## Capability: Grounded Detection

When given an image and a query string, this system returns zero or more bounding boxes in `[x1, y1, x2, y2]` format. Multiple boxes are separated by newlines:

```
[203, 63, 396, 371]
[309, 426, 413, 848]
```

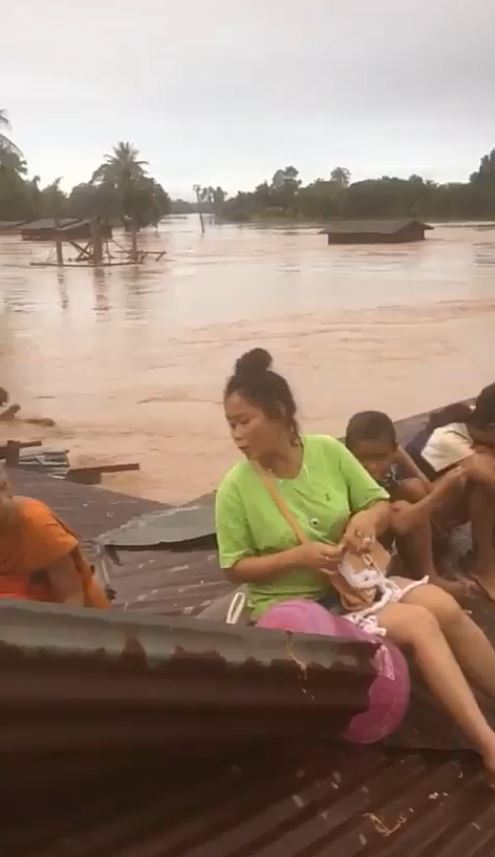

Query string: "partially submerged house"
[21, 218, 112, 242]
[321, 218, 433, 245]
[0, 220, 26, 234]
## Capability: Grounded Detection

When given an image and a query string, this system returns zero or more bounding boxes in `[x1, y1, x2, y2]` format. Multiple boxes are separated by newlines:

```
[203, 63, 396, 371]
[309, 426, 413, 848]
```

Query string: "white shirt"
[421, 422, 474, 473]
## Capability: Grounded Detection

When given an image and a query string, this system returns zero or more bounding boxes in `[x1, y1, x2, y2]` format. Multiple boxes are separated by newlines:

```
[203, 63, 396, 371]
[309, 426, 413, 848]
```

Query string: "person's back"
[0, 470, 109, 607]
[407, 388, 495, 600]
[406, 402, 474, 479]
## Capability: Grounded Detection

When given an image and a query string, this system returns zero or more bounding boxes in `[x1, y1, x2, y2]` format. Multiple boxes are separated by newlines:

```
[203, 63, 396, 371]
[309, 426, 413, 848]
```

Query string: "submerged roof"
[320, 218, 433, 235]
[21, 217, 80, 231]
[0, 219, 26, 229]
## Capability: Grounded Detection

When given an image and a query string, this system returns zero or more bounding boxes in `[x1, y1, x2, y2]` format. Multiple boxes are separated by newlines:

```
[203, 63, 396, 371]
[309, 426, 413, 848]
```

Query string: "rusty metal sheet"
[0, 600, 377, 754]
[2, 744, 494, 857]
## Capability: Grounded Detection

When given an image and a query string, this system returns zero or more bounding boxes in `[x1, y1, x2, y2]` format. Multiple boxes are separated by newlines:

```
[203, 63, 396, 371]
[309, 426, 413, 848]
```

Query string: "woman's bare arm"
[344, 501, 392, 552]
[225, 542, 343, 584]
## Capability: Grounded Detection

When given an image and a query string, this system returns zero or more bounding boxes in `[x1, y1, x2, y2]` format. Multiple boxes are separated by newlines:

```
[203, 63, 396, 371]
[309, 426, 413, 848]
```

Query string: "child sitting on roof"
[0, 465, 110, 607]
[345, 411, 467, 596]
[405, 384, 495, 601]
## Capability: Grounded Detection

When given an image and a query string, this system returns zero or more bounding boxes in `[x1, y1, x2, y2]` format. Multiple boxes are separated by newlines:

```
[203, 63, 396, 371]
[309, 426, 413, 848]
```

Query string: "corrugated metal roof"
[21, 218, 80, 230]
[0, 600, 377, 755]
[2, 744, 493, 857]
[320, 219, 433, 235]
[0, 219, 26, 229]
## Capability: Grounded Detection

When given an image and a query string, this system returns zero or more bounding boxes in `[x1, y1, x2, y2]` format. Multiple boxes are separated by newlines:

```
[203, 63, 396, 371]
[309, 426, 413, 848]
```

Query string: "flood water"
[1, 217, 495, 503]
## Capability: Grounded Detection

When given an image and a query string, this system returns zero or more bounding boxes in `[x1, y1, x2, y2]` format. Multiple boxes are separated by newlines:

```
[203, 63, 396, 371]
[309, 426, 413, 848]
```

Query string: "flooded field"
[1, 217, 495, 503]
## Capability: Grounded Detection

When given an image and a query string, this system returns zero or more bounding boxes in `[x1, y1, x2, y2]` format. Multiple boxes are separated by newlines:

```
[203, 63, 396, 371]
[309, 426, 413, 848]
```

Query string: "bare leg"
[392, 497, 470, 599]
[377, 598, 495, 781]
[403, 584, 495, 699]
[469, 484, 495, 600]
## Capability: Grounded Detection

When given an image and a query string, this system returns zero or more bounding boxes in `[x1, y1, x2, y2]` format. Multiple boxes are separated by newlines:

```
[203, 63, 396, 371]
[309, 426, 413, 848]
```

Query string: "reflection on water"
[1, 217, 495, 502]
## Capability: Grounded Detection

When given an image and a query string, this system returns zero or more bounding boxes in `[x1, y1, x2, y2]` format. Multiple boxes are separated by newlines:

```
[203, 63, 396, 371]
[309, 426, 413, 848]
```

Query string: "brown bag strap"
[252, 462, 310, 545]
[251, 461, 377, 611]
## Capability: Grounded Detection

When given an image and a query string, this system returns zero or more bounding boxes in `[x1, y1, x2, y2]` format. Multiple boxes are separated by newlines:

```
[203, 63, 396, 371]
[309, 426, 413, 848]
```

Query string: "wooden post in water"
[130, 218, 139, 262]
[193, 185, 205, 234]
[90, 219, 103, 265]
[54, 219, 64, 265]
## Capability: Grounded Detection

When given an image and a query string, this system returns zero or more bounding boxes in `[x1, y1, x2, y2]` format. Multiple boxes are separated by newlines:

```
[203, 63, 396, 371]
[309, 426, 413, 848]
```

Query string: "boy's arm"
[394, 445, 432, 490]
[392, 466, 464, 533]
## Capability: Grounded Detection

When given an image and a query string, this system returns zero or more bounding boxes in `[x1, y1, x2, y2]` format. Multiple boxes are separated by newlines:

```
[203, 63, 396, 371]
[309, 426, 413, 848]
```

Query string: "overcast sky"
[3, 0, 495, 197]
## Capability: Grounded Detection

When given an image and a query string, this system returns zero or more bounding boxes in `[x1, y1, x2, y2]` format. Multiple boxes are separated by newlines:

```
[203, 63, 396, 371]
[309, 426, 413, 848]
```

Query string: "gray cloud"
[3, 0, 495, 195]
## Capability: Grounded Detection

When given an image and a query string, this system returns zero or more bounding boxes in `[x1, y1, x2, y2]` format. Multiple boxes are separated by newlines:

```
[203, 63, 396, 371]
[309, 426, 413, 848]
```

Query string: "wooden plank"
[67, 462, 140, 485]
[69, 240, 91, 260]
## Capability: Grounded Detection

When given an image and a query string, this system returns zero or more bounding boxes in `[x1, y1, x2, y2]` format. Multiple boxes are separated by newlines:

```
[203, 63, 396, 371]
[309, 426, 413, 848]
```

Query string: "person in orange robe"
[0, 466, 110, 607]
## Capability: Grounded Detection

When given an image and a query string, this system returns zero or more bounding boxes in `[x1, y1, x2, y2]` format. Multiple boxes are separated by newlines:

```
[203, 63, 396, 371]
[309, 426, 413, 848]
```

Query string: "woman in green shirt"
[216, 348, 495, 783]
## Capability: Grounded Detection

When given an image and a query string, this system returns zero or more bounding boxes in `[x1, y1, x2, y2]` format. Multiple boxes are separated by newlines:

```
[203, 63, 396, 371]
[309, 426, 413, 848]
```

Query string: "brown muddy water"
[1, 217, 495, 503]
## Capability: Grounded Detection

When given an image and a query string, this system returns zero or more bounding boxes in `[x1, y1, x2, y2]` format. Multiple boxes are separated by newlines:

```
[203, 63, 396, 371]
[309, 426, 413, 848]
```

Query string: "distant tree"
[0, 170, 36, 220]
[0, 109, 23, 161]
[254, 182, 273, 205]
[469, 148, 495, 217]
[0, 141, 27, 175]
[213, 186, 227, 217]
[37, 177, 67, 218]
[270, 165, 301, 212]
[25, 175, 42, 215]
[90, 142, 168, 227]
[471, 149, 495, 182]
[191, 185, 227, 218]
[272, 165, 300, 189]
[92, 142, 148, 186]
[170, 198, 197, 214]
[330, 167, 351, 188]
[297, 179, 342, 219]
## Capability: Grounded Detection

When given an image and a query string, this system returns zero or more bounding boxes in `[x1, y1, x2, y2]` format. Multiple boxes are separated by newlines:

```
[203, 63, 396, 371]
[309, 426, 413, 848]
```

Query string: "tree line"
[215, 157, 495, 222]
[0, 110, 170, 227]
[177, 160, 495, 223]
[2, 108, 495, 226]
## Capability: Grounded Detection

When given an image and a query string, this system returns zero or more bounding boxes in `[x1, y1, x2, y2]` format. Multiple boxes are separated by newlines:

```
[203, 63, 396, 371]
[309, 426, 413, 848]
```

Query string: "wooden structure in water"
[21, 218, 112, 242]
[321, 218, 433, 245]
[29, 218, 166, 268]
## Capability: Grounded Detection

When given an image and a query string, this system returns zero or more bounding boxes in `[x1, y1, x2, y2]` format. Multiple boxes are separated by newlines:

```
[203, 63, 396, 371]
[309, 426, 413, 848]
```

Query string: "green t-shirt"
[215, 434, 388, 619]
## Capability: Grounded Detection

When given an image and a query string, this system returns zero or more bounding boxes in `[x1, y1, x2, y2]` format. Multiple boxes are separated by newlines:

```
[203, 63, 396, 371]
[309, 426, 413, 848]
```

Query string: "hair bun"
[235, 348, 273, 378]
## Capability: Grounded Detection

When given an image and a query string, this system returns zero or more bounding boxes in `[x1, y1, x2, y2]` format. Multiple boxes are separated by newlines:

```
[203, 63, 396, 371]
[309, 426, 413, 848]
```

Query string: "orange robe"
[0, 497, 110, 607]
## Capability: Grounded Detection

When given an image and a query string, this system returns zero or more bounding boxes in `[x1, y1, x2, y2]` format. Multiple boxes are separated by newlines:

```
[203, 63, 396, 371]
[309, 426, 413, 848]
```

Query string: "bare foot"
[435, 577, 477, 602]
[480, 739, 495, 789]
[470, 566, 495, 603]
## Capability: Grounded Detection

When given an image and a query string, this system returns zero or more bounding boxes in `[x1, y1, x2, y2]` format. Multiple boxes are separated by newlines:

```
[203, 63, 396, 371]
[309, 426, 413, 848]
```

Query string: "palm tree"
[91, 142, 148, 186]
[0, 109, 22, 157]
[91, 142, 150, 227]
[0, 140, 27, 174]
